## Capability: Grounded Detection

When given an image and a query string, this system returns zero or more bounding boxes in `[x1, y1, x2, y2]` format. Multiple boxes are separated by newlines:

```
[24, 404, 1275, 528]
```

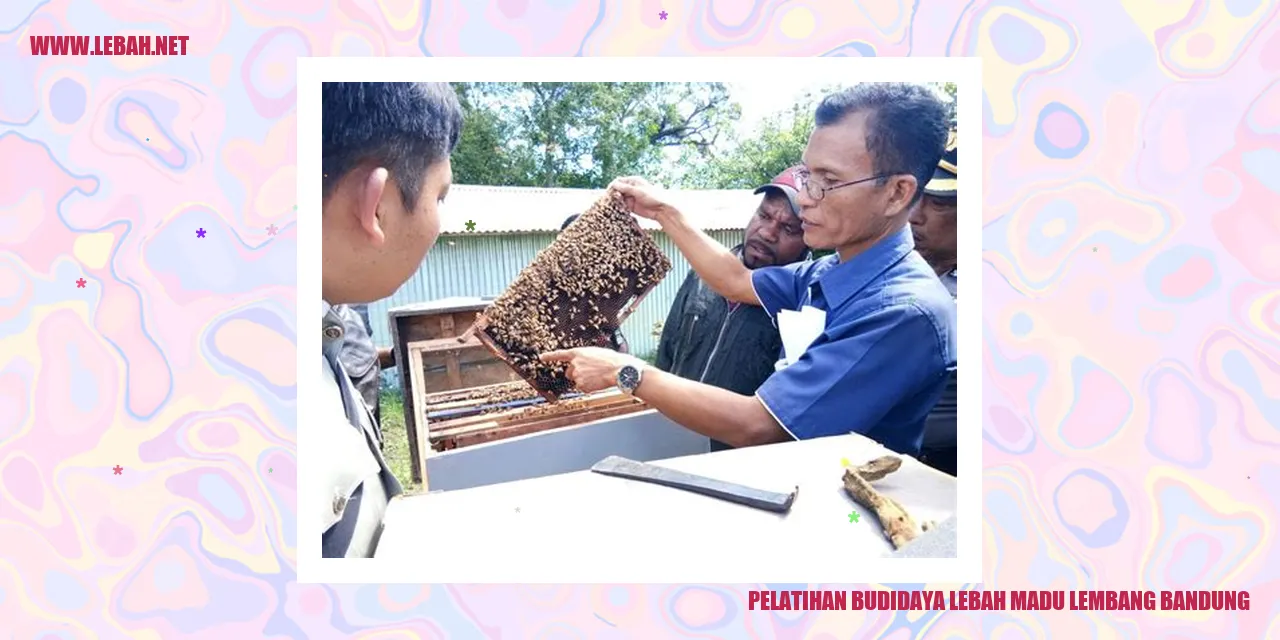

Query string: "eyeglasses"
[796, 169, 892, 202]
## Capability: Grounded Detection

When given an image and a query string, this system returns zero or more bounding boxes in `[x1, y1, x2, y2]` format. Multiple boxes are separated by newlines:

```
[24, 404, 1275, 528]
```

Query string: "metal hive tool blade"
[590, 455, 799, 513]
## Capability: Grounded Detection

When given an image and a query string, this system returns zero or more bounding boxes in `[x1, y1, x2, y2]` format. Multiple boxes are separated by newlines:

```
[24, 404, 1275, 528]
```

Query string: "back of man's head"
[322, 82, 464, 212]
[814, 83, 949, 207]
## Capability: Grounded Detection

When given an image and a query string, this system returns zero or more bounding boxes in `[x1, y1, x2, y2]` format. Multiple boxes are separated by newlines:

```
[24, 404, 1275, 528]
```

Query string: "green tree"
[679, 85, 839, 189]
[934, 82, 957, 123]
[450, 83, 739, 188]
[449, 83, 517, 186]
[680, 103, 811, 189]
[683, 82, 957, 190]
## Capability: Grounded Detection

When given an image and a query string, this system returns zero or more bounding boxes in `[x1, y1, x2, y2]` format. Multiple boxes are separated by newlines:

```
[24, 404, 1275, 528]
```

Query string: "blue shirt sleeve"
[755, 304, 946, 440]
[750, 262, 807, 318]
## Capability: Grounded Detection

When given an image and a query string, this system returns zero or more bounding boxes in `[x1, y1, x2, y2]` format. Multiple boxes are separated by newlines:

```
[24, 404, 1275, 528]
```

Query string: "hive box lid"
[389, 296, 495, 318]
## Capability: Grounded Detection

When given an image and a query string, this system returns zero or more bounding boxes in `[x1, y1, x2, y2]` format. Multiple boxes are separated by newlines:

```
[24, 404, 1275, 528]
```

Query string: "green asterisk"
[848, 511, 860, 523]
[465, 220, 476, 231]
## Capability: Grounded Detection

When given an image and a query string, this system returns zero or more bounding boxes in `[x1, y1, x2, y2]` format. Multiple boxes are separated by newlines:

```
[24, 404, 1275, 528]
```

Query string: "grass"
[377, 387, 422, 495]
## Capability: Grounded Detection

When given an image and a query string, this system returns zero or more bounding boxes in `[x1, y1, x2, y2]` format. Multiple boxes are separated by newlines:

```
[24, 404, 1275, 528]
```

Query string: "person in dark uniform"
[908, 129, 958, 475]
[655, 167, 811, 451]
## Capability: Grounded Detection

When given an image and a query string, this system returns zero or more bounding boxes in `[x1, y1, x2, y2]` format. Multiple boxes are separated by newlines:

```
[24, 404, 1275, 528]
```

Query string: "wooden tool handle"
[591, 455, 797, 513]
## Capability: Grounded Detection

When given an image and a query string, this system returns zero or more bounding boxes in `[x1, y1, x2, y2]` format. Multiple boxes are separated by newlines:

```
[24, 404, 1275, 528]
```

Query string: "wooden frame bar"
[407, 342, 431, 487]
[426, 393, 648, 451]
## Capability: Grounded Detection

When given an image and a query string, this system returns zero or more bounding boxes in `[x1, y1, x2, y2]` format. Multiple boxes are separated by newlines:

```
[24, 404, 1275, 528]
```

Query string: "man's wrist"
[654, 204, 684, 228]
[615, 356, 649, 394]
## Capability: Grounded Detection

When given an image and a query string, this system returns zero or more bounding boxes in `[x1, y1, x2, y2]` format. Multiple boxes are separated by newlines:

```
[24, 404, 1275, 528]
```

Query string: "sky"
[728, 80, 837, 134]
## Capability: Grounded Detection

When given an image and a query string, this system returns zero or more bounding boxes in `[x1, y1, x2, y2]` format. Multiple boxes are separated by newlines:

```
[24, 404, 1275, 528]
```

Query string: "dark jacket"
[920, 270, 957, 475]
[656, 249, 785, 419]
[337, 304, 382, 435]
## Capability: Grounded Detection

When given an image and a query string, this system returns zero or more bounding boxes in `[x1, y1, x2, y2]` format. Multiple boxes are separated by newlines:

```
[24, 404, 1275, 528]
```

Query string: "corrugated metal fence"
[366, 229, 745, 380]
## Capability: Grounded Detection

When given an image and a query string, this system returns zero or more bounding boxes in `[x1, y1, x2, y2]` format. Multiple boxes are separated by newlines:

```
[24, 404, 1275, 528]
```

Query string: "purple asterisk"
[659, 10, 668, 20]
[196, 228, 206, 238]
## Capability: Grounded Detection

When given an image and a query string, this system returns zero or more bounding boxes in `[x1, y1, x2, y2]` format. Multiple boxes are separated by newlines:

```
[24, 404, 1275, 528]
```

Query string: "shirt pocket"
[316, 417, 381, 534]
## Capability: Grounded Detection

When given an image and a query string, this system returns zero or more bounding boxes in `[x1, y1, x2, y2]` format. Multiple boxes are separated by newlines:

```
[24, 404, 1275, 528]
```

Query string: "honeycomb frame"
[466, 188, 672, 400]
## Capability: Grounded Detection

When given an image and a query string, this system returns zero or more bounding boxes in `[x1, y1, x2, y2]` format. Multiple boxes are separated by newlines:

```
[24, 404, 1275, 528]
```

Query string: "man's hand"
[377, 347, 395, 370]
[609, 177, 678, 222]
[612, 176, 760, 307]
[541, 347, 643, 393]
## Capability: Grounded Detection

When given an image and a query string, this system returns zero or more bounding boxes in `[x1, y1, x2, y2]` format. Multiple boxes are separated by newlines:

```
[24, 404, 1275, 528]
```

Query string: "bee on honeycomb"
[478, 188, 671, 398]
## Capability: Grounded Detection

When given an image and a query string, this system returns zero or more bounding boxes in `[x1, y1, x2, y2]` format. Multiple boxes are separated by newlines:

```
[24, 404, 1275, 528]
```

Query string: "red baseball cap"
[753, 165, 804, 217]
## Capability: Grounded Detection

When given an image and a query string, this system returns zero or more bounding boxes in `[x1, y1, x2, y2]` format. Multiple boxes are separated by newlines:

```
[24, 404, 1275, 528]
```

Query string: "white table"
[375, 433, 957, 582]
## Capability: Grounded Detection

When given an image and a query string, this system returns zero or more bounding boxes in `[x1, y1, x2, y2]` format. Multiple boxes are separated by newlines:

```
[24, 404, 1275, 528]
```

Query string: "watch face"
[618, 365, 639, 390]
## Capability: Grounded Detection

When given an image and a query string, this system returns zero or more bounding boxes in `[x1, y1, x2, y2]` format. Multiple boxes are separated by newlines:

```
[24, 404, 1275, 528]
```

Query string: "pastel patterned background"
[1, 0, 1278, 637]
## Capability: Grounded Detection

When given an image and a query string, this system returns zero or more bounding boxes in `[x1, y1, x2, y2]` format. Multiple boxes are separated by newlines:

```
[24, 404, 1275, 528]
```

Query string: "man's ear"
[358, 167, 389, 246]
[886, 175, 919, 217]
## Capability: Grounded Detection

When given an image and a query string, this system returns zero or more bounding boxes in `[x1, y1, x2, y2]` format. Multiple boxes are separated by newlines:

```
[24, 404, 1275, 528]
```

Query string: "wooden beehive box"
[388, 297, 524, 483]
[465, 188, 672, 399]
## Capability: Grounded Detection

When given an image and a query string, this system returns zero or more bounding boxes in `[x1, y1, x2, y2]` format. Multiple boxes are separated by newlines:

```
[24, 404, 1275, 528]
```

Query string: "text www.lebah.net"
[29, 35, 189, 56]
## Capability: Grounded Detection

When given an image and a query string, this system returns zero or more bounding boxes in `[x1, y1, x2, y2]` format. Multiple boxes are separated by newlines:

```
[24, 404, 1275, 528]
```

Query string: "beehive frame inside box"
[422, 386, 648, 452]
[389, 298, 525, 484]
[464, 188, 672, 399]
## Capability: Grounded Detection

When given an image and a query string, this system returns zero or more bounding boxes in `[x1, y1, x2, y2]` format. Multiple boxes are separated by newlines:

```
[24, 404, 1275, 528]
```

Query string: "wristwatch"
[616, 363, 643, 395]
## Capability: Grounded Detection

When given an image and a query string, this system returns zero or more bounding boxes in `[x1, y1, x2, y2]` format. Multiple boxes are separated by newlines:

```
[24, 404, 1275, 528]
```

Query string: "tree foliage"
[677, 85, 831, 190]
[681, 82, 957, 189]
[450, 82, 739, 189]
[449, 81, 958, 192]
[937, 81, 957, 123]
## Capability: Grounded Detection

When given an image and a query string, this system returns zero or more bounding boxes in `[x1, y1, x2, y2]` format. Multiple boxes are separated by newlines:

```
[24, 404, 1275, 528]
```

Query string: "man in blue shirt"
[656, 166, 810, 452]
[543, 83, 955, 457]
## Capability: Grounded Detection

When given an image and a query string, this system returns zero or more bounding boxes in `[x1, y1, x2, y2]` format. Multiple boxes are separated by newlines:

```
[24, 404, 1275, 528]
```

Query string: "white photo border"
[296, 56, 983, 584]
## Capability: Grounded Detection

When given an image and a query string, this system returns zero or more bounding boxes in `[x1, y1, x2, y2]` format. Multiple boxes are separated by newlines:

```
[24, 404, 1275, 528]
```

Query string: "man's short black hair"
[814, 83, 949, 206]
[322, 82, 463, 211]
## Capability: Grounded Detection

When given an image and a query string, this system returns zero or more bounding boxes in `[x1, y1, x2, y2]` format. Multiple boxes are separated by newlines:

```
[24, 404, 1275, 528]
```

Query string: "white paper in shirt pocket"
[777, 306, 826, 368]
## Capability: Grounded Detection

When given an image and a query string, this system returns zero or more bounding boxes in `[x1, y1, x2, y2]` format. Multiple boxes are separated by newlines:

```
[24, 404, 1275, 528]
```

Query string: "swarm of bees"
[478, 188, 672, 397]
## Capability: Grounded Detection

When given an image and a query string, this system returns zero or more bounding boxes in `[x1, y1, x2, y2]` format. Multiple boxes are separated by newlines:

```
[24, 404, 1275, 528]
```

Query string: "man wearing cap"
[654, 166, 811, 450]
[909, 130, 959, 475]
[910, 130, 958, 295]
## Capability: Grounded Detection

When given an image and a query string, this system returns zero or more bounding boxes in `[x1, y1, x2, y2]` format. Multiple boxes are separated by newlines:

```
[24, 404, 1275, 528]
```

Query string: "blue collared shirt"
[750, 226, 956, 456]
